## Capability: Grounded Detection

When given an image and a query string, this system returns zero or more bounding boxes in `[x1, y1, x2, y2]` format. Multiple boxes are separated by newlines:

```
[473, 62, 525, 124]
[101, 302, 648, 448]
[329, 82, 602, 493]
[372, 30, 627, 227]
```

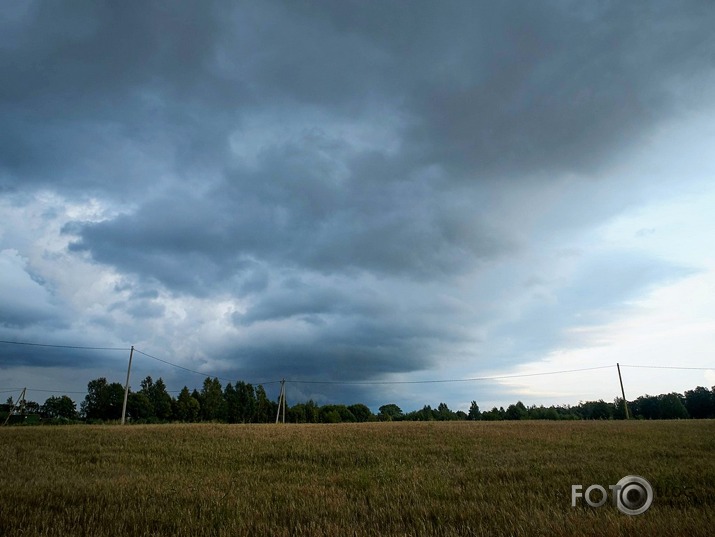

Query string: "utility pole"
[2, 387, 26, 426]
[282, 379, 287, 424]
[275, 379, 286, 424]
[617, 363, 629, 420]
[121, 346, 134, 425]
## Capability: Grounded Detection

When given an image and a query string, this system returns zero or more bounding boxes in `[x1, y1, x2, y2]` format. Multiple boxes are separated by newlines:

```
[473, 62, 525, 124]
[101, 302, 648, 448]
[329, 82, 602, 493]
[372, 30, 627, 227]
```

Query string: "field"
[1, 421, 714, 536]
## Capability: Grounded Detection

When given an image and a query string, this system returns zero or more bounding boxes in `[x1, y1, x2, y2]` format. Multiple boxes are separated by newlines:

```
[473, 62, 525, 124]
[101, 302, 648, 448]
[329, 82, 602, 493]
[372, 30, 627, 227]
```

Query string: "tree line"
[2, 376, 715, 424]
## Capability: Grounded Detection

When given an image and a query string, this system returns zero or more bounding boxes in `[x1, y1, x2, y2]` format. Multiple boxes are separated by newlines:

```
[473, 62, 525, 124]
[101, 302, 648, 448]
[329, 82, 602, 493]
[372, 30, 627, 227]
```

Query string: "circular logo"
[615, 475, 653, 515]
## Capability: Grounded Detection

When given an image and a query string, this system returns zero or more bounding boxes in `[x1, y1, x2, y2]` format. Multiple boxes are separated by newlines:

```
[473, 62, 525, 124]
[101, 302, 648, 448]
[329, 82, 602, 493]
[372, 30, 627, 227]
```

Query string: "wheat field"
[1, 420, 713, 536]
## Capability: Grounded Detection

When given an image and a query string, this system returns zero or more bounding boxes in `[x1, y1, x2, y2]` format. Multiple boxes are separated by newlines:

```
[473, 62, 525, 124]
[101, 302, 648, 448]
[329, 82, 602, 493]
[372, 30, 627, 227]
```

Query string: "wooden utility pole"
[282, 379, 287, 424]
[121, 346, 134, 425]
[275, 379, 286, 424]
[2, 387, 26, 426]
[617, 363, 629, 420]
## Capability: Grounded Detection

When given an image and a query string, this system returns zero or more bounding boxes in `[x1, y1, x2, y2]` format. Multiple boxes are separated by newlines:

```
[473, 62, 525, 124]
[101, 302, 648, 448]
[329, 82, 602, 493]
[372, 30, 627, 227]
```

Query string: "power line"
[24, 388, 87, 394]
[2, 338, 710, 390]
[2, 359, 712, 408]
[0, 339, 279, 386]
[133, 348, 281, 386]
[133, 348, 232, 382]
[286, 365, 616, 385]
[619, 364, 713, 371]
[0, 340, 129, 351]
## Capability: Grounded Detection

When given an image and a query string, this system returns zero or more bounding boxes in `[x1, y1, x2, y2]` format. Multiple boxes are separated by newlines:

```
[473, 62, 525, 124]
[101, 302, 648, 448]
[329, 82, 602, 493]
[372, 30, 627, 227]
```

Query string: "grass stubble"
[0, 420, 713, 536]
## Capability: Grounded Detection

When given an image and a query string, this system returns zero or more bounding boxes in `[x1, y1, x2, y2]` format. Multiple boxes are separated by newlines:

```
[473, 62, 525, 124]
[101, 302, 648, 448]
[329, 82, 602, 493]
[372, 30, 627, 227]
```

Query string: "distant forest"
[2, 376, 715, 425]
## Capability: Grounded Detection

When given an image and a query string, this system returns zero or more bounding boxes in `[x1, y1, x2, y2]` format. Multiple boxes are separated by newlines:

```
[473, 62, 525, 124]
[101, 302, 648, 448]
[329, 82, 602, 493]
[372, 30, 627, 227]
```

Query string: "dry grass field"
[1, 420, 714, 536]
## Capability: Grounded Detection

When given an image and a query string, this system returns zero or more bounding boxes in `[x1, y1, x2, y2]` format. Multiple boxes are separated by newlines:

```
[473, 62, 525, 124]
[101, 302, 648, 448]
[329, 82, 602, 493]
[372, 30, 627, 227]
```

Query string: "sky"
[1, 1, 715, 413]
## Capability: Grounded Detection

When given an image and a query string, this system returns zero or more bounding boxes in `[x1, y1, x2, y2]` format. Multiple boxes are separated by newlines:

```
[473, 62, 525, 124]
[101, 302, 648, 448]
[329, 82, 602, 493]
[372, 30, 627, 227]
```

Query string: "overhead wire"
[132, 348, 281, 386]
[0, 339, 129, 351]
[619, 364, 713, 371]
[285, 365, 615, 385]
[1, 339, 712, 395]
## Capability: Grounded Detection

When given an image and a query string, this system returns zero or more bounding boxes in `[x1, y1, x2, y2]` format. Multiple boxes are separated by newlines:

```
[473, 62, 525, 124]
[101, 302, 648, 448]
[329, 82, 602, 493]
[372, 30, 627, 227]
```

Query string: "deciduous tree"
[41, 395, 77, 420]
[81, 378, 124, 420]
[378, 403, 403, 421]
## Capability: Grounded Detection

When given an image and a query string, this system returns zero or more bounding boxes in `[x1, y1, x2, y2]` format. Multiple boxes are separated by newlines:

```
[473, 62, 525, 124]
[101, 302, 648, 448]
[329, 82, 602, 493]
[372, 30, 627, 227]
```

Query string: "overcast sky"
[2, 1, 715, 412]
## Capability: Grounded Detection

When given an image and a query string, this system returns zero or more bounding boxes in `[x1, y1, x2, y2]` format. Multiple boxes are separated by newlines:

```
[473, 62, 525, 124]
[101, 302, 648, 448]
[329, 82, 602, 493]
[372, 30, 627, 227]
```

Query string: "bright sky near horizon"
[1, 1, 714, 412]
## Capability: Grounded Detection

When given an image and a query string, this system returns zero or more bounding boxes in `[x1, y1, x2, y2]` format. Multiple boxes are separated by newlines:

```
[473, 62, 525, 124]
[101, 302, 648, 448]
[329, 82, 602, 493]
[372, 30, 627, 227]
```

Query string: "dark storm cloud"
[0, 1, 233, 194]
[4, 1, 712, 194]
[232, 281, 366, 326]
[228, 339, 433, 383]
[2, 1, 714, 405]
[0, 342, 118, 369]
[66, 148, 508, 291]
[290, 1, 715, 176]
[219, 271, 478, 384]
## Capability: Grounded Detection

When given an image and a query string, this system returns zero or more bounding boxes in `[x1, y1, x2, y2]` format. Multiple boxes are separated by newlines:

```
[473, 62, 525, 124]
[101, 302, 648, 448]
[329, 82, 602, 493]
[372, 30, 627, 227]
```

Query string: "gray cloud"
[0, 343, 119, 370]
[491, 251, 699, 366]
[0, 250, 60, 328]
[289, 1, 715, 177]
[5, 2, 712, 194]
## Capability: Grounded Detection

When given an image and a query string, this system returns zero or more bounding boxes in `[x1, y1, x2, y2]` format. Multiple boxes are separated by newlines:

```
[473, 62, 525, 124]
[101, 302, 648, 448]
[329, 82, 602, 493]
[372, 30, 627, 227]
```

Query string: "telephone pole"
[2, 387, 26, 426]
[121, 346, 134, 425]
[275, 379, 286, 424]
[617, 363, 629, 420]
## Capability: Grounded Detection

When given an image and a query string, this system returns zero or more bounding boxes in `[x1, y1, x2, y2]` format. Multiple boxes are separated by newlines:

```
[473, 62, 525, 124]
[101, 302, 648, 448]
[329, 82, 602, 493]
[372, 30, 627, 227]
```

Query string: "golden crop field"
[1, 420, 713, 536]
